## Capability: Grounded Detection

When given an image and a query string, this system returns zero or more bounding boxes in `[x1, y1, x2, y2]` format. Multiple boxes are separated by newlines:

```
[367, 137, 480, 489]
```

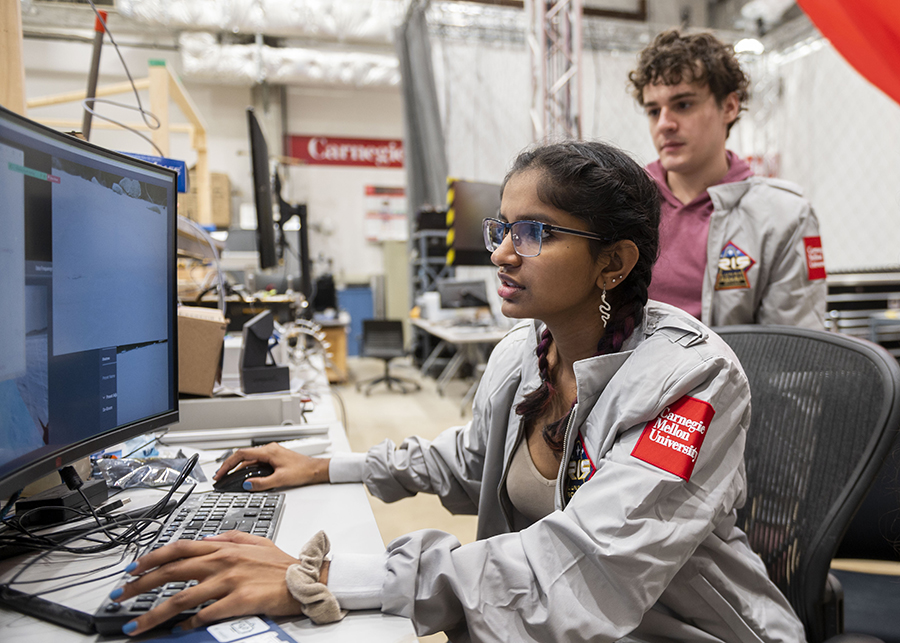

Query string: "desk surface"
[0, 367, 416, 642]
[410, 316, 510, 345]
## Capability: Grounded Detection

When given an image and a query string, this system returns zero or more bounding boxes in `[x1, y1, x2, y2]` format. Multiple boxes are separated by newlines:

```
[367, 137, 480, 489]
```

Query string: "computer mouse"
[213, 462, 275, 493]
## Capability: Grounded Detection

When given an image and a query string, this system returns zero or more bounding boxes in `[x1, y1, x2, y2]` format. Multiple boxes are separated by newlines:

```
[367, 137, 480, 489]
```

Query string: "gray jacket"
[356, 303, 804, 642]
[704, 177, 827, 329]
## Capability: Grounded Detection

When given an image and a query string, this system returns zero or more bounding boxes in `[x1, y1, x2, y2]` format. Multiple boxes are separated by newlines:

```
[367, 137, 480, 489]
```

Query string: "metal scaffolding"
[527, 0, 583, 141]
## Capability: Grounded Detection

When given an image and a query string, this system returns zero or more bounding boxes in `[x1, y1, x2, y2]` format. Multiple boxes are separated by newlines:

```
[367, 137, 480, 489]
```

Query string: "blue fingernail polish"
[122, 621, 138, 635]
[125, 562, 138, 573]
[242, 480, 252, 490]
[109, 587, 123, 600]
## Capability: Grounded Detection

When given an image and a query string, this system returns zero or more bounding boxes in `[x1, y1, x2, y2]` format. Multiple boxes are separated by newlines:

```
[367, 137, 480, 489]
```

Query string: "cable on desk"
[0, 454, 199, 557]
[0, 453, 202, 619]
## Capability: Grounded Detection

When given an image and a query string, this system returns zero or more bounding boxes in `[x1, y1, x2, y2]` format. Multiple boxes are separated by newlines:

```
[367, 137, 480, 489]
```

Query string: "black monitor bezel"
[0, 105, 179, 501]
[247, 107, 278, 270]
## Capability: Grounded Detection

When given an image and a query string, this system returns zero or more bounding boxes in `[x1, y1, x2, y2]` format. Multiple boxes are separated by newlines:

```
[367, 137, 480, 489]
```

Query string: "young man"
[629, 30, 827, 329]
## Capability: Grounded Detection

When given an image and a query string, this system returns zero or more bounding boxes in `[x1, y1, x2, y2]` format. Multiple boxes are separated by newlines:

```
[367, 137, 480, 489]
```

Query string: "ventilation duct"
[117, 0, 405, 44]
[179, 32, 400, 87]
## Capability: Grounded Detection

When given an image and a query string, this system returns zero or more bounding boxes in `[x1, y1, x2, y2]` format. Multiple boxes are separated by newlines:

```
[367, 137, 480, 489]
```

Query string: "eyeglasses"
[482, 217, 608, 258]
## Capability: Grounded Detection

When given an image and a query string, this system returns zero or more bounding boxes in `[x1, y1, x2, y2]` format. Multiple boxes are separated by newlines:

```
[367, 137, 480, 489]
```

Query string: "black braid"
[508, 141, 660, 453]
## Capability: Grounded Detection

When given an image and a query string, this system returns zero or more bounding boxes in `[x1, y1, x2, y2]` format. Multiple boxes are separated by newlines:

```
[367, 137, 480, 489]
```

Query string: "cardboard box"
[177, 170, 232, 229]
[178, 306, 228, 396]
[209, 172, 232, 227]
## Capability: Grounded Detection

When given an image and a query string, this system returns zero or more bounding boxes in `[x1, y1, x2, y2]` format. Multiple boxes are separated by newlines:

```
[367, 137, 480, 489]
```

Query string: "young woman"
[113, 141, 804, 641]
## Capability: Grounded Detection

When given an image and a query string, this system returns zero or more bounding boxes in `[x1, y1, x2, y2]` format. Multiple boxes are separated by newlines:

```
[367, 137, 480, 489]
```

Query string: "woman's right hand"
[213, 442, 330, 491]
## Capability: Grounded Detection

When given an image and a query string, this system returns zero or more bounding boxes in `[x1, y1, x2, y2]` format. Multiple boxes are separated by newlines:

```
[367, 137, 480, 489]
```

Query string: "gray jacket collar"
[518, 301, 708, 409]
[708, 176, 804, 212]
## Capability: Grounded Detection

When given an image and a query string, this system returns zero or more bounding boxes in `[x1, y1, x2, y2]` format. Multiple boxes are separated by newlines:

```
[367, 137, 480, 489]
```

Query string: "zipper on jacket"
[557, 403, 578, 509]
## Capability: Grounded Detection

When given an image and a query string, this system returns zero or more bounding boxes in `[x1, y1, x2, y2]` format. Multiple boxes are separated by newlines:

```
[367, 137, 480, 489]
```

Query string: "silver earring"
[599, 286, 611, 328]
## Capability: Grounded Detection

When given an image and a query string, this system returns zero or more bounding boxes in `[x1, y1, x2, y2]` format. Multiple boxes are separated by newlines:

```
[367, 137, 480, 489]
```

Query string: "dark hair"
[628, 29, 750, 134]
[503, 140, 660, 451]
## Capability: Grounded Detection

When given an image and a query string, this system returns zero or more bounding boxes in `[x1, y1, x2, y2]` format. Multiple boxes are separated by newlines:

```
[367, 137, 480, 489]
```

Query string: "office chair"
[715, 325, 900, 643]
[355, 319, 422, 396]
[830, 433, 900, 643]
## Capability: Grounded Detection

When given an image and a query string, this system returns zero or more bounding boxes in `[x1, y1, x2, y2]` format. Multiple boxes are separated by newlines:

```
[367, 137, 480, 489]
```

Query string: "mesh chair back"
[361, 319, 407, 361]
[716, 325, 900, 642]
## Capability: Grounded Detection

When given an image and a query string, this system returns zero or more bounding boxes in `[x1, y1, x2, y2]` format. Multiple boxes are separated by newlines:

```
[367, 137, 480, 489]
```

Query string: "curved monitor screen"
[0, 106, 178, 501]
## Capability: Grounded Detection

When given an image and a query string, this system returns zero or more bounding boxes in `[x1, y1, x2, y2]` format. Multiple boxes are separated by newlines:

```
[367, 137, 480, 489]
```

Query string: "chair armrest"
[823, 571, 844, 639]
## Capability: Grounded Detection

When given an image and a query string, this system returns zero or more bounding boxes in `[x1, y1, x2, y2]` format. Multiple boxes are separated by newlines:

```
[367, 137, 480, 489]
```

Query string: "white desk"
[0, 367, 416, 642]
[411, 317, 508, 396]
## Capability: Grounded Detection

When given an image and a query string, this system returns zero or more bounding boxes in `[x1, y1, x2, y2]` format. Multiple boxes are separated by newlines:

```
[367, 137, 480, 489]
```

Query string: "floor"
[329, 355, 479, 642]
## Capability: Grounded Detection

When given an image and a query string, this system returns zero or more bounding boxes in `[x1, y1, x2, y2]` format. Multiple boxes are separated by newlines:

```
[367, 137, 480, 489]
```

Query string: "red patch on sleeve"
[803, 236, 826, 280]
[631, 396, 715, 481]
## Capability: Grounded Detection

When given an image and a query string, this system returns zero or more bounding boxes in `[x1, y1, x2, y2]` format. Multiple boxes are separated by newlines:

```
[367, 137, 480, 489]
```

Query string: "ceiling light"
[735, 38, 765, 55]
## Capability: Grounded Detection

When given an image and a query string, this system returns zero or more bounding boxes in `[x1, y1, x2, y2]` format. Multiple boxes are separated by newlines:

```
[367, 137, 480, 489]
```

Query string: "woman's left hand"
[112, 531, 305, 636]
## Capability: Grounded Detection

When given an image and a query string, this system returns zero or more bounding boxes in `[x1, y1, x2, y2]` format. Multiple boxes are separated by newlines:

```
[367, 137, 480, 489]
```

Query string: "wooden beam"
[26, 78, 151, 110]
[33, 118, 193, 134]
[26, 59, 216, 226]
[163, 64, 212, 225]
[1, 0, 26, 114]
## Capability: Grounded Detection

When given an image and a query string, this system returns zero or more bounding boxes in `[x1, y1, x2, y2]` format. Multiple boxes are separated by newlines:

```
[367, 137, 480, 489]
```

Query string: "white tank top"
[507, 436, 556, 523]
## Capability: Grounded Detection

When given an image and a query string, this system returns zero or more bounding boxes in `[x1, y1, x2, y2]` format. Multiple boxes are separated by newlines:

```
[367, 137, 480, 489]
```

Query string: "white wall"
[282, 86, 405, 284]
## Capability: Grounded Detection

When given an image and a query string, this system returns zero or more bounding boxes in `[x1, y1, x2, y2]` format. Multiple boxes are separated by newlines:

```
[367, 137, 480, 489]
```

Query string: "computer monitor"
[447, 178, 500, 267]
[0, 105, 179, 502]
[247, 107, 278, 270]
[437, 279, 490, 309]
[245, 108, 313, 315]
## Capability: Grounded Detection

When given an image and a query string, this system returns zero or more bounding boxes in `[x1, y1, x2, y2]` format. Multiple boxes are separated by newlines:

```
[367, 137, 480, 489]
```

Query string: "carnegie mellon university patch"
[803, 236, 826, 280]
[631, 396, 715, 481]
[715, 241, 755, 290]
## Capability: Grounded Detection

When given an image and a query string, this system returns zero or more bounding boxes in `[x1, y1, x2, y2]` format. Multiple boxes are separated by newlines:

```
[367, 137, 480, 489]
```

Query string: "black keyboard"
[93, 491, 284, 635]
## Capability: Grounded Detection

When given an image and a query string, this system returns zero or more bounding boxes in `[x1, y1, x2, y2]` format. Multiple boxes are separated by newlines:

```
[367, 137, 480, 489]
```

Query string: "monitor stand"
[14, 478, 109, 528]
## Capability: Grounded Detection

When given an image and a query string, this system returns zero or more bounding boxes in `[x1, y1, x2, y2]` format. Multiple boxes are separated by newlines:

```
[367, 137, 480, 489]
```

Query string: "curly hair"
[503, 140, 661, 451]
[628, 29, 750, 133]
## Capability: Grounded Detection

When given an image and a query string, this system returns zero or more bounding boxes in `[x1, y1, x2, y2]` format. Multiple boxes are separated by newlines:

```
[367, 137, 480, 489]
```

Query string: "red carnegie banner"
[284, 135, 404, 168]
[798, 0, 900, 107]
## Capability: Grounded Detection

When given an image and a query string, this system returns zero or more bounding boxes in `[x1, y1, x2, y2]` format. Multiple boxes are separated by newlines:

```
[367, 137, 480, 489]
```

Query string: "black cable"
[76, 486, 117, 543]
[81, 0, 165, 154]
[0, 454, 199, 556]
[0, 455, 202, 605]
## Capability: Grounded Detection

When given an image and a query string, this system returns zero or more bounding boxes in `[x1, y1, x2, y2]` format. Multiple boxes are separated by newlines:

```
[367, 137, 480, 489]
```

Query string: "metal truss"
[526, 0, 583, 141]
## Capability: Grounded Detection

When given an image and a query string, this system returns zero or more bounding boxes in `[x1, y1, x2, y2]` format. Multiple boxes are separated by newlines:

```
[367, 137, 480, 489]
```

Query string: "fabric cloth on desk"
[285, 530, 346, 624]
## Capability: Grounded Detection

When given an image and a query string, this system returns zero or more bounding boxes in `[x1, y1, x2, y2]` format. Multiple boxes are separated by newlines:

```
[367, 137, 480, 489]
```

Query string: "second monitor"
[437, 279, 490, 309]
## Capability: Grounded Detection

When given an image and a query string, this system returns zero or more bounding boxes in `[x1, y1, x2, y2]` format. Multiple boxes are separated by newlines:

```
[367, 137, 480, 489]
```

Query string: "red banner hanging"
[284, 135, 404, 168]
[798, 0, 900, 107]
